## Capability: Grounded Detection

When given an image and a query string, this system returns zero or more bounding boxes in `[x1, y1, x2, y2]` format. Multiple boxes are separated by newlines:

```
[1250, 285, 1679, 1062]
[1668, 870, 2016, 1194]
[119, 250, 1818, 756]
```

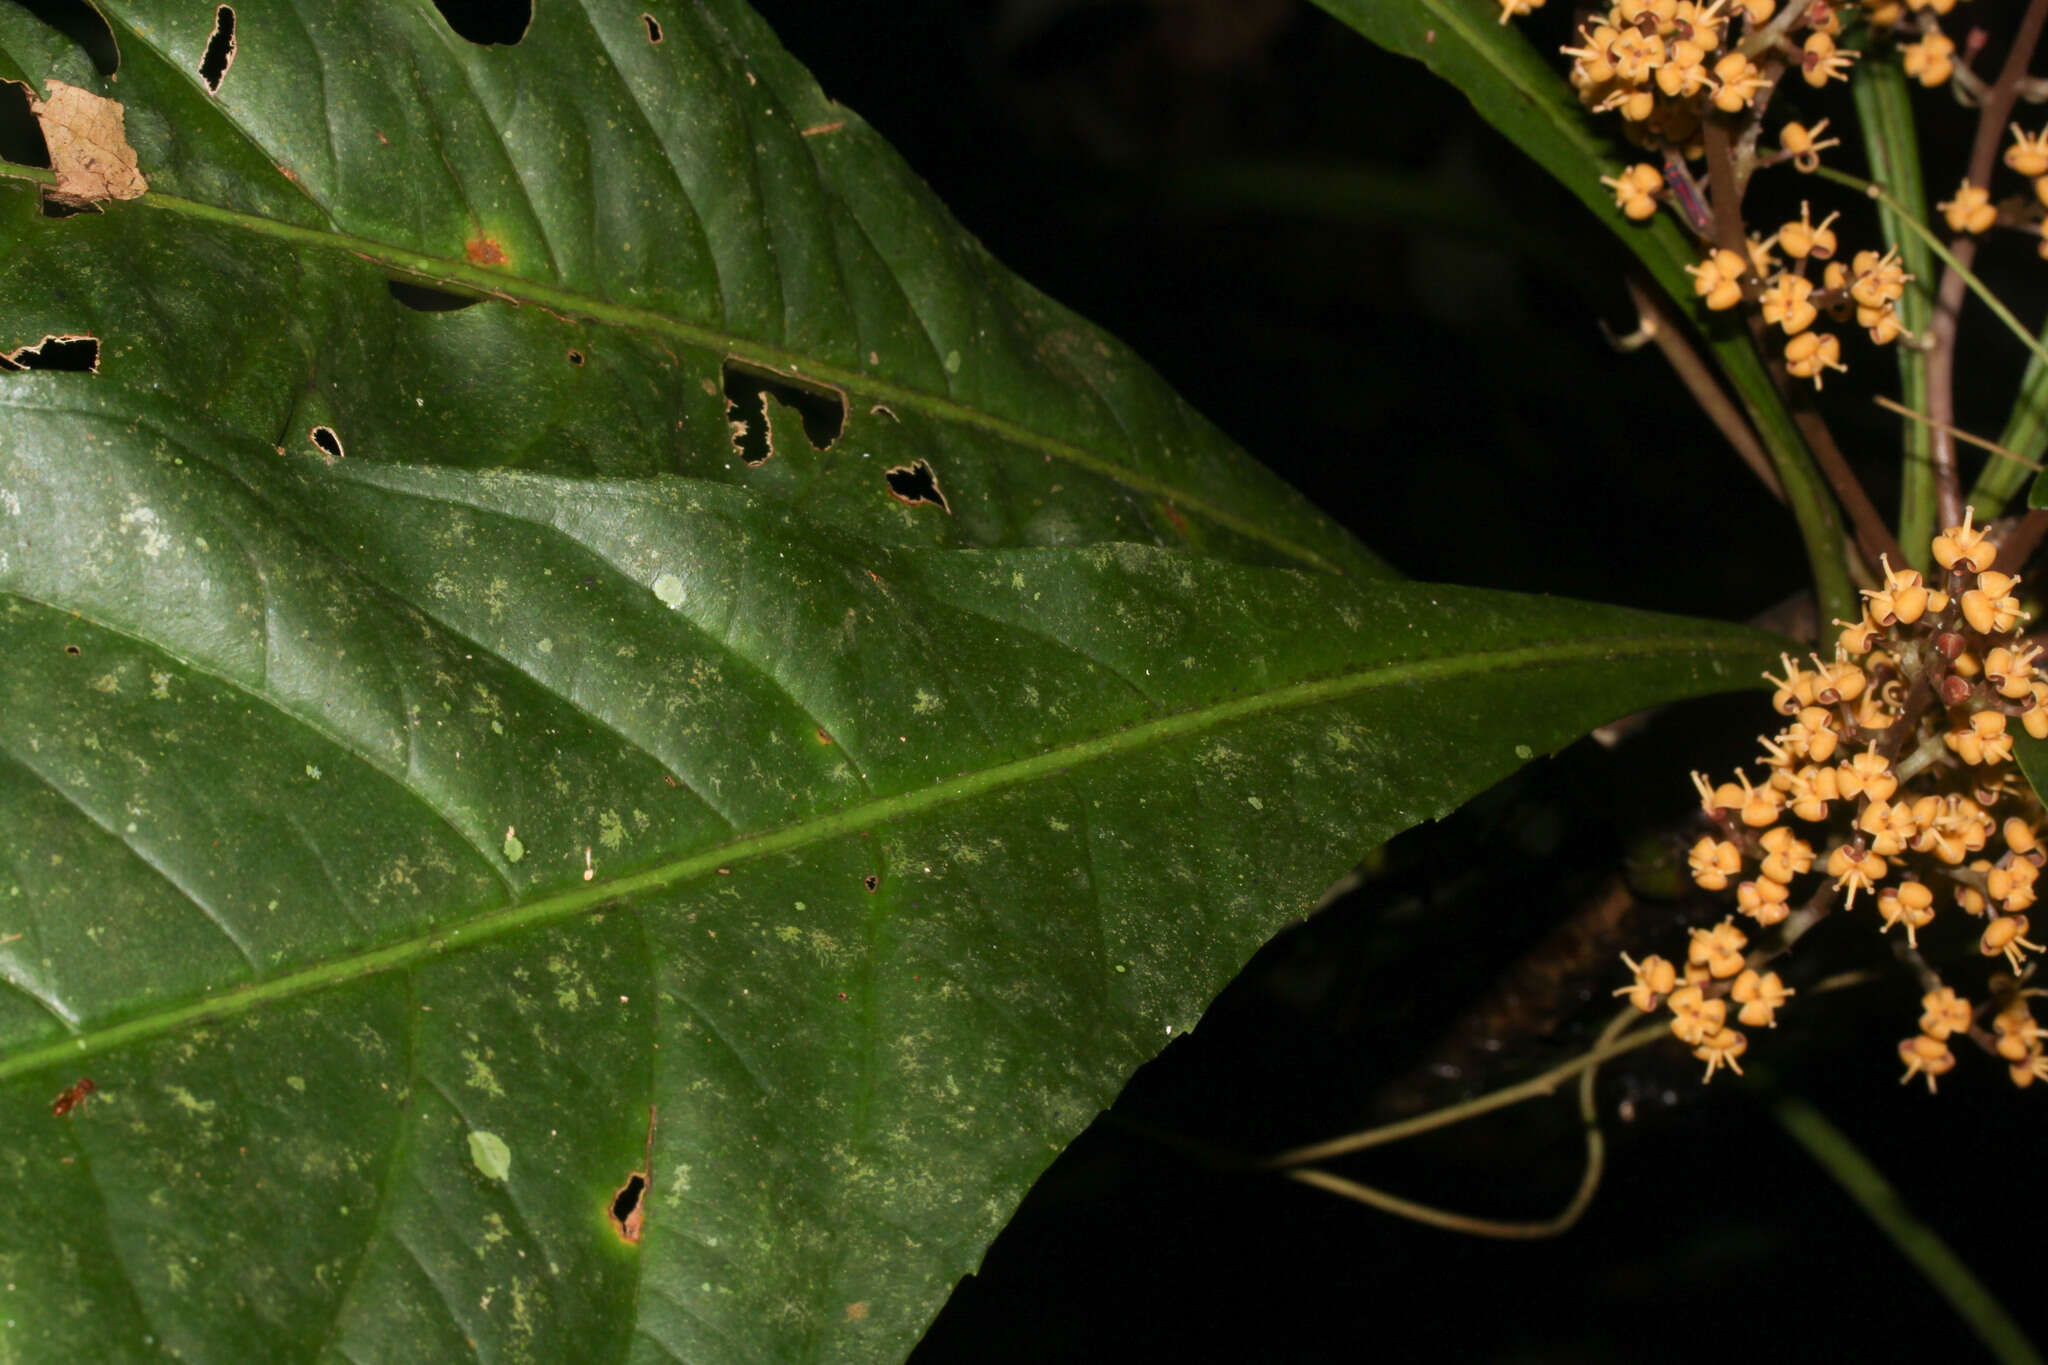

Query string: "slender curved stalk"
[1817, 168, 2048, 375]
[1776, 1094, 2044, 1365]
[1275, 1008, 1641, 1239]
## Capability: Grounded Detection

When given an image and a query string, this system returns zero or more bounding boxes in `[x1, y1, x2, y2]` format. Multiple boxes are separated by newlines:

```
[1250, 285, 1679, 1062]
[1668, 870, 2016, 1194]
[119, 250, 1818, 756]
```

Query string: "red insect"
[51, 1077, 96, 1118]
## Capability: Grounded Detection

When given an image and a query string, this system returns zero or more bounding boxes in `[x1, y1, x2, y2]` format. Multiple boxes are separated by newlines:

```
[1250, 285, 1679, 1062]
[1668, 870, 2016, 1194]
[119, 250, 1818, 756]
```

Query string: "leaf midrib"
[0, 626, 1758, 1083]
[0, 163, 1347, 575]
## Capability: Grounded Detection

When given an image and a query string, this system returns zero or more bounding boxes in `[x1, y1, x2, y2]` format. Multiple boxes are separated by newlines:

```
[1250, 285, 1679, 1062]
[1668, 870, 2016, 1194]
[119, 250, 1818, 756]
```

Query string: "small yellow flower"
[1903, 31, 1956, 87]
[1981, 914, 2045, 972]
[1711, 51, 1764, 112]
[1758, 826, 1815, 883]
[1688, 836, 1743, 890]
[1849, 248, 1912, 310]
[2008, 124, 2048, 177]
[1862, 555, 1931, 627]
[1600, 162, 1666, 221]
[1932, 506, 1997, 573]
[1828, 842, 1887, 909]
[1961, 570, 2027, 635]
[1759, 272, 1818, 335]
[1732, 969, 1795, 1028]
[1939, 180, 1998, 235]
[1987, 858, 2038, 913]
[1799, 31, 1858, 88]
[1784, 331, 1846, 388]
[1694, 1026, 1748, 1081]
[1780, 119, 1839, 173]
[1667, 985, 1727, 1046]
[1898, 1033, 1956, 1092]
[1614, 952, 1679, 1012]
[1774, 202, 1839, 261]
[1877, 881, 1937, 946]
[1918, 987, 1972, 1040]
[1686, 246, 1748, 309]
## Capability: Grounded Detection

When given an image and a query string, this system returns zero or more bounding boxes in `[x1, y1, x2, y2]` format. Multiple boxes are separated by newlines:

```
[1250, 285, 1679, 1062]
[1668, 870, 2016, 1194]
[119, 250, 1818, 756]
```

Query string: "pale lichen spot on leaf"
[911, 688, 944, 716]
[545, 954, 592, 1010]
[468, 1130, 512, 1181]
[460, 1047, 506, 1098]
[652, 571, 685, 608]
[598, 810, 626, 849]
[163, 1085, 215, 1115]
[117, 504, 170, 558]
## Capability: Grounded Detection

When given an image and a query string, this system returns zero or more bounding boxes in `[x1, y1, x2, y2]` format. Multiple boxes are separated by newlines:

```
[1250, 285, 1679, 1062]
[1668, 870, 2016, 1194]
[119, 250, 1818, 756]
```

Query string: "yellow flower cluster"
[1504, 1, 2003, 386]
[1622, 510, 2048, 1089]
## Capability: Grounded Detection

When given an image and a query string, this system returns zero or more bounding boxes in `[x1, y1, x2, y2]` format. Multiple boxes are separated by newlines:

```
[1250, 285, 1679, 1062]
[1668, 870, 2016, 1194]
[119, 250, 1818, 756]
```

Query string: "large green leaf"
[0, 1, 1788, 1360]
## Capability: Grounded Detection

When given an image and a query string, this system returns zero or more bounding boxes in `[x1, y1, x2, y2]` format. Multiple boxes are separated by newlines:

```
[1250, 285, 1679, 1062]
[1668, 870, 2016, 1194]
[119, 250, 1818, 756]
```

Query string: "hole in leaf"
[199, 6, 235, 93]
[566, 348, 585, 366]
[869, 403, 898, 422]
[39, 197, 96, 220]
[309, 425, 343, 459]
[0, 82, 52, 169]
[721, 360, 845, 466]
[862, 874, 880, 893]
[63, 644, 82, 656]
[1, 334, 98, 372]
[884, 460, 949, 513]
[429, 0, 530, 45]
[11, 0, 119, 77]
[642, 13, 662, 42]
[610, 1172, 648, 1243]
[386, 279, 482, 312]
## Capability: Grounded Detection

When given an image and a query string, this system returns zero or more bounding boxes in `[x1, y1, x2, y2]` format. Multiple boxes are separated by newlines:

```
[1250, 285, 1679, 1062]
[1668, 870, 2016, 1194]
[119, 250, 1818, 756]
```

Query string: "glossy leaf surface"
[0, 1, 1785, 1359]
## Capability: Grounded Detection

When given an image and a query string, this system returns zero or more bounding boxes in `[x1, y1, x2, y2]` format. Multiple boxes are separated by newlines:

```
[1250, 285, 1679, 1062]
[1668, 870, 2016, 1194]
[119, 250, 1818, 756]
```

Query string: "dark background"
[744, 3, 2048, 1362]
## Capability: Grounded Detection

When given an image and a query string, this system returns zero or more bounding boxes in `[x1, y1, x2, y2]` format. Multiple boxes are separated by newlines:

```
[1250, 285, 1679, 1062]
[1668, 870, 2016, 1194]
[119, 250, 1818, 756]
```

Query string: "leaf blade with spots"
[0, 1, 1783, 1360]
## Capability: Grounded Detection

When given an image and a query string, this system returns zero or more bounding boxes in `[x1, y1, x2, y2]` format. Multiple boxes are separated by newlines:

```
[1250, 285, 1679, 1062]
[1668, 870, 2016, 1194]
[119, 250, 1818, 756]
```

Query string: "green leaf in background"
[1309, 0, 1857, 626]
[0, 1, 1788, 1359]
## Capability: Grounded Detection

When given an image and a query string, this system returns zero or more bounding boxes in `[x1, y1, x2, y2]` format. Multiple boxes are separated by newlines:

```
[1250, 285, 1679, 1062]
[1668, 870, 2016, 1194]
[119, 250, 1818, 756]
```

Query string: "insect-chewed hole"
[387, 279, 482, 313]
[199, 6, 236, 93]
[429, 0, 530, 45]
[566, 348, 586, 367]
[63, 644, 82, 657]
[642, 13, 662, 42]
[884, 459, 949, 513]
[12, 0, 119, 76]
[310, 425, 344, 459]
[722, 360, 845, 466]
[0, 81, 51, 170]
[610, 1172, 648, 1243]
[862, 873, 880, 893]
[1, 335, 98, 373]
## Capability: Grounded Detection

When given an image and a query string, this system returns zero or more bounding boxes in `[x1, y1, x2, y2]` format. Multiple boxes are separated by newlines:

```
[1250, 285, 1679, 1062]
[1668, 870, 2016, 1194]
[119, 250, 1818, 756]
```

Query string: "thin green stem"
[1276, 1008, 1636, 1239]
[1851, 54, 1938, 569]
[1817, 167, 2048, 377]
[1775, 1094, 2044, 1365]
[1264, 1016, 1665, 1169]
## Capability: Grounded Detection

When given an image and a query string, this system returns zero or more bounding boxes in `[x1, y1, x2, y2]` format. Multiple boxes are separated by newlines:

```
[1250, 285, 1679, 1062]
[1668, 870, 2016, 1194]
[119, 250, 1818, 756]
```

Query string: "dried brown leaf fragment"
[26, 79, 147, 210]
